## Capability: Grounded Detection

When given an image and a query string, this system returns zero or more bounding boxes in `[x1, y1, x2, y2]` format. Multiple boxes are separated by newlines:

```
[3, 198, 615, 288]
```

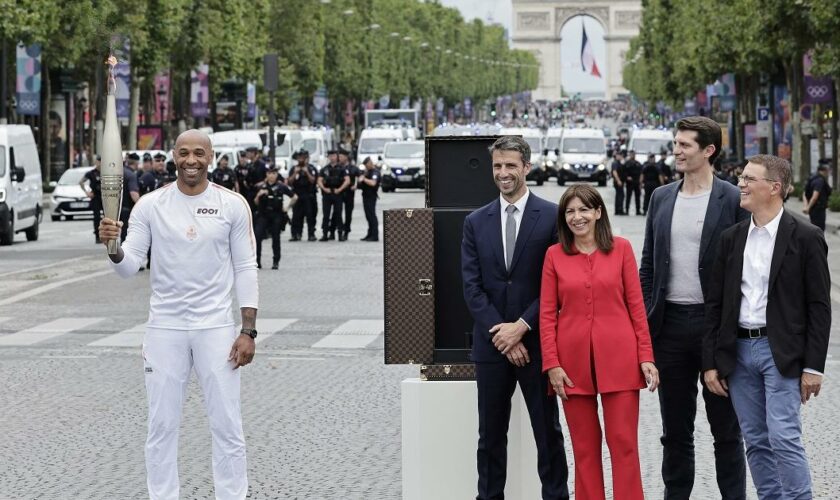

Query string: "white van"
[209, 128, 301, 177]
[558, 128, 608, 186]
[0, 125, 43, 245]
[356, 128, 408, 167]
[628, 128, 675, 165]
[299, 129, 335, 167]
[499, 127, 547, 185]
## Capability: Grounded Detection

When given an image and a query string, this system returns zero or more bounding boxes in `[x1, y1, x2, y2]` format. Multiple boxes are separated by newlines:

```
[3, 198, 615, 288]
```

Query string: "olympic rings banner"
[803, 52, 834, 105]
[16, 43, 41, 116]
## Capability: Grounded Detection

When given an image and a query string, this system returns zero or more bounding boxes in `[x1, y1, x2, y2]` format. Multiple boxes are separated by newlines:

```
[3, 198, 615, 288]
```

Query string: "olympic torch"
[101, 55, 124, 255]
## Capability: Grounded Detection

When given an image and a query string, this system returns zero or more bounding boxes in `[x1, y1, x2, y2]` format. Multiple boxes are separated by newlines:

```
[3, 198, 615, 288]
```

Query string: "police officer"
[318, 150, 349, 241]
[339, 149, 359, 237]
[254, 166, 295, 269]
[234, 150, 250, 195]
[140, 155, 165, 196]
[611, 151, 626, 215]
[623, 150, 643, 216]
[641, 155, 661, 215]
[80, 155, 102, 243]
[210, 155, 238, 191]
[162, 159, 178, 186]
[358, 157, 380, 242]
[125, 152, 141, 173]
[288, 149, 319, 241]
[244, 146, 267, 212]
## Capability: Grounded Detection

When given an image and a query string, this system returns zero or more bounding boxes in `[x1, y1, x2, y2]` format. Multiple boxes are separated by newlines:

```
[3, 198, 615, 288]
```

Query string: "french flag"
[580, 23, 601, 78]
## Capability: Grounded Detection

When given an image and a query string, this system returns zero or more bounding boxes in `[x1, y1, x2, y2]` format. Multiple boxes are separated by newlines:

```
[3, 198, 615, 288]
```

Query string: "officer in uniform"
[125, 152, 141, 173]
[339, 149, 359, 238]
[244, 146, 267, 212]
[210, 154, 238, 191]
[254, 166, 295, 269]
[234, 150, 250, 195]
[162, 159, 178, 186]
[140, 156, 165, 196]
[80, 155, 103, 243]
[318, 150, 349, 241]
[357, 157, 380, 242]
[288, 149, 319, 241]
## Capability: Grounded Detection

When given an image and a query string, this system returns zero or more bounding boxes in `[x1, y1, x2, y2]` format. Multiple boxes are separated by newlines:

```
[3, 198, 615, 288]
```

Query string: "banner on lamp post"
[111, 35, 131, 119]
[190, 64, 209, 118]
[246, 82, 256, 120]
[15, 43, 41, 116]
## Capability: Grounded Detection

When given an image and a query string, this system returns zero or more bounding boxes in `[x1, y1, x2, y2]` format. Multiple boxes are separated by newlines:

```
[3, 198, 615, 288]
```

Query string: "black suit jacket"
[703, 211, 832, 378]
[640, 175, 747, 336]
[461, 193, 558, 363]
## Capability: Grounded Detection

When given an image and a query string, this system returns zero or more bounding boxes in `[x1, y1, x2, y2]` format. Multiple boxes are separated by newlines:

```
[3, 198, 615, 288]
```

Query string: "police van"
[628, 128, 675, 166]
[499, 127, 547, 185]
[356, 128, 408, 167]
[557, 128, 609, 186]
[0, 125, 43, 245]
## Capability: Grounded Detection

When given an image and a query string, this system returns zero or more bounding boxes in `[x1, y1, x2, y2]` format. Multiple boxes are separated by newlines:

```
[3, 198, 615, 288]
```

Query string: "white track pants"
[142, 326, 247, 500]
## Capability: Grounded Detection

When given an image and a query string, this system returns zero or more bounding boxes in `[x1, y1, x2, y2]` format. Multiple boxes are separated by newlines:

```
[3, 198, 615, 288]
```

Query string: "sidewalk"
[785, 196, 840, 236]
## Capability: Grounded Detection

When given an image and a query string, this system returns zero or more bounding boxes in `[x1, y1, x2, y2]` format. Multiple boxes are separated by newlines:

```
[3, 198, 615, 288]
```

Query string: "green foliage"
[2, 0, 537, 127]
[829, 192, 840, 212]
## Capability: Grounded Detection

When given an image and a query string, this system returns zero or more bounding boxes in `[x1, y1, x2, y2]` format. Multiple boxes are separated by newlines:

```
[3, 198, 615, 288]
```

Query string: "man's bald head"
[175, 129, 212, 150]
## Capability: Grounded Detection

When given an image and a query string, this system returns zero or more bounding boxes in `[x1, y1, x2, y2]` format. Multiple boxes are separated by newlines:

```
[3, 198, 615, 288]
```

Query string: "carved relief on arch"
[555, 6, 609, 36]
[517, 12, 550, 31]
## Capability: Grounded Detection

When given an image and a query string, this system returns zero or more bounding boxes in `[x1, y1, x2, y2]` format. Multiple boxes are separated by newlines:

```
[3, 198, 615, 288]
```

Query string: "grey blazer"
[639, 175, 748, 337]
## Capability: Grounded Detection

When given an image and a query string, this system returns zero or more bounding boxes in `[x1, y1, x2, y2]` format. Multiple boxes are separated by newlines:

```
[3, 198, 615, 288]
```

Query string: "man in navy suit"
[462, 136, 569, 500]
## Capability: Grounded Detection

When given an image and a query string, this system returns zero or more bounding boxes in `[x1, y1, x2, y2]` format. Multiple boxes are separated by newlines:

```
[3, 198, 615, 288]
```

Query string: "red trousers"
[562, 390, 643, 500]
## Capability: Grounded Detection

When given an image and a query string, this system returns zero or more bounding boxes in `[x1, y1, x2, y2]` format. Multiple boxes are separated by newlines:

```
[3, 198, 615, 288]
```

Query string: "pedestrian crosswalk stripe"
[240, 318, 299, 344]
[0, 317, 105, 346]
[312, 319, 384, 349]
[87, 323, 145, 347]
[87, 318, 300, 347]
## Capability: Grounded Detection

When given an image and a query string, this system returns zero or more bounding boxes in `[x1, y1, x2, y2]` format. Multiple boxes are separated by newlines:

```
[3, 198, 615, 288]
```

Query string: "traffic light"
[490, 103, 497, 117]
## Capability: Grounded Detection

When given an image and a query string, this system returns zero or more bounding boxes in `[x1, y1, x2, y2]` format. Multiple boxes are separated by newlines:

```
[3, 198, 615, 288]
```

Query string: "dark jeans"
[625, 181, 641, 214]
[291, 194, 317, 237]
[809, 208, 826, 232]
[614, 184, 625, 214]
[255, 215, 282, 264]
[321, 193, 343, 234]
[654, 302, 746, 500]
[475, 360, 569, 500]
[643, 182, 659, 214]
[362, 195, 378, 239]
[91, 197, 102, 237]
[343, 189, 356, 232]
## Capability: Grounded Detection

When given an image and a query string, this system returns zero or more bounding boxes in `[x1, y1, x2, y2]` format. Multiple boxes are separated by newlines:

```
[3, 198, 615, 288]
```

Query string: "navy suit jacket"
[461, 193, 558, 363]
[640, 175, 748, 337]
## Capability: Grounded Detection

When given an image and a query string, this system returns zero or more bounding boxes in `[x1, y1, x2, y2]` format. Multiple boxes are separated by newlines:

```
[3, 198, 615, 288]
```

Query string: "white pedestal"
[401, 378, 541, 500]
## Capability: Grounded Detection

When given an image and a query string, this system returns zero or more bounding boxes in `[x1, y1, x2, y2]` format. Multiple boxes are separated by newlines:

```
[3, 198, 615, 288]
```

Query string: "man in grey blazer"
[639, 116, 748, 500]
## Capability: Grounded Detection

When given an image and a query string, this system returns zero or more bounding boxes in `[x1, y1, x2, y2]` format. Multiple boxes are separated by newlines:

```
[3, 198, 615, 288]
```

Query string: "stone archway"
[512, 0, 642, 100]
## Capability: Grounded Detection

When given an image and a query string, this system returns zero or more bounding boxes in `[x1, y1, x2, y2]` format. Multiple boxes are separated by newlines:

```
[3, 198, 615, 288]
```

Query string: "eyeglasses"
[737, 175, 779, 185]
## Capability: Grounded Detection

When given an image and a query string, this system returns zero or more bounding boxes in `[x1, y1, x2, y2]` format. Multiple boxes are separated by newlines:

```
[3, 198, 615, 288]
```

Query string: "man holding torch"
[99, 129, 259, 500]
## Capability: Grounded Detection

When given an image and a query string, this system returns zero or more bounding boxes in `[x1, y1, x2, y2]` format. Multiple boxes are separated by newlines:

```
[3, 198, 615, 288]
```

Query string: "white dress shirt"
[499, 189, 531, 330]
[738, 207, 820, 375]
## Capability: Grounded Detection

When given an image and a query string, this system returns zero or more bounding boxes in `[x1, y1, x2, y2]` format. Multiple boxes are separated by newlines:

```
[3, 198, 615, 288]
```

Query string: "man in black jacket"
[703, 154, 830, 500]
[640, 116, 748, 500]
[623, 150, 642, 215]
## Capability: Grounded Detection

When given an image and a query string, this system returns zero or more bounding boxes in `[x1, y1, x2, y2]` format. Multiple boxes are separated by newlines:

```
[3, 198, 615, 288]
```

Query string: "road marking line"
[267, 357, 326, 361]
[88, 323, 146, 347]
[0, 317, 104, 346]
[312, 319, 384, 349]
[0, 269, 111, 307]
[236, 318, 298, 344]
[40, 355, 98, 359]
[0, 256, 96, 278]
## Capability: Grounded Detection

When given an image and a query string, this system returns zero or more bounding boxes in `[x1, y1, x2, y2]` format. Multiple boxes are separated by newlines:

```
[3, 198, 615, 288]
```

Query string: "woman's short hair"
[557, 185, 614, 255]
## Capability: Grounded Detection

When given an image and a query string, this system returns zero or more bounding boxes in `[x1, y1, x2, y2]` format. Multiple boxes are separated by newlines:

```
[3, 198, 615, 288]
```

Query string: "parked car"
[50, 167, 94, 221]
[0, 125, 43, 244]
[380, 140, 425, 192]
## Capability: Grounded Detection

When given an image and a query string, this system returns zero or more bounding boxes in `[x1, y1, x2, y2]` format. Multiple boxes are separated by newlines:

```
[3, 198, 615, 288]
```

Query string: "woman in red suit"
[540, 184, 659, 500]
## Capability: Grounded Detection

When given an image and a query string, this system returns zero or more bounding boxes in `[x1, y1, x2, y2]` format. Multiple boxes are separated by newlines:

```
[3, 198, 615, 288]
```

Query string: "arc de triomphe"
[511, 0, 642, 100]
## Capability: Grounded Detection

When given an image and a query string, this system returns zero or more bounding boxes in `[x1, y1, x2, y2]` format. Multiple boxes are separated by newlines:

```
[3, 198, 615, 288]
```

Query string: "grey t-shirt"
[666, 190, 711, 304]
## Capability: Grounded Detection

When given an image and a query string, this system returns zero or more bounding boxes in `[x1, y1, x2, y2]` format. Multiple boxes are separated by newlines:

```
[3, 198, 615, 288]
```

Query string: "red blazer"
[540, 237, 654, 395]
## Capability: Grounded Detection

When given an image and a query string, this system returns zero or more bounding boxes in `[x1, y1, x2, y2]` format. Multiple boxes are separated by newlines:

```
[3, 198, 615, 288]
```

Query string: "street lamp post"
[78, 95, 87, 166]
[157, 83, 167, 149]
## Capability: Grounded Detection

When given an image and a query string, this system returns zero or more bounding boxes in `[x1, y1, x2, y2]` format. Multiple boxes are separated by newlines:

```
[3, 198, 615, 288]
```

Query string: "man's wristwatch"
[240, 328, 258, 339]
